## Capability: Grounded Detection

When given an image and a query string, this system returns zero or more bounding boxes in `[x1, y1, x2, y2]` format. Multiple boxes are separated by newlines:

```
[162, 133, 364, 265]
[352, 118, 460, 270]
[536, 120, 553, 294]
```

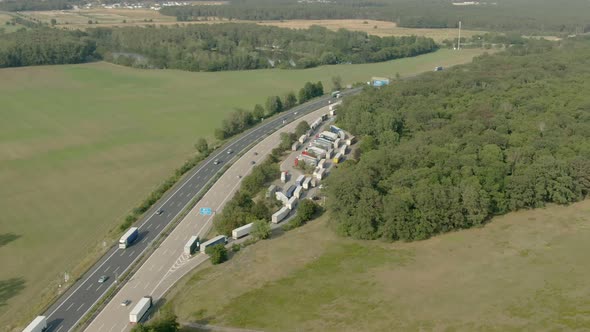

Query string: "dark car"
[155, 209, 164, 215]
[98, 275, 108, 283]
[214, 159, 221, 165]
[251, 161, 256, 165]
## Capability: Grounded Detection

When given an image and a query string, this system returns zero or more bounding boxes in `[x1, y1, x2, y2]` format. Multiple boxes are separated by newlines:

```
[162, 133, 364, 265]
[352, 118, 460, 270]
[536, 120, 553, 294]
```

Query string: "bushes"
[283, 200, 321, 231]
[205, 244, 228, 265]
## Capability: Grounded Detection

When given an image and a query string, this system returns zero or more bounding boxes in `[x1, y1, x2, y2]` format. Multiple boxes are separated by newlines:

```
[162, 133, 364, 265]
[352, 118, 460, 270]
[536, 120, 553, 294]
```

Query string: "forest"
[327, 37, 590, 241]
[160, 0, 590, 35]
[0, 24, 437, 70]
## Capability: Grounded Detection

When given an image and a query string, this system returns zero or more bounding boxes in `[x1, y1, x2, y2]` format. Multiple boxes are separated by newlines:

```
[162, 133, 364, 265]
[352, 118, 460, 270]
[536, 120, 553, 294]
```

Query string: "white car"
[121, 300, 131, 306]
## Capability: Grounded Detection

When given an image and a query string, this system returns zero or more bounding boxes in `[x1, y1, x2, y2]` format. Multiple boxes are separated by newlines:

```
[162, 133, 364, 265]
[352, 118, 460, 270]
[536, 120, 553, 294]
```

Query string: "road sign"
[199, 207, 212, 216]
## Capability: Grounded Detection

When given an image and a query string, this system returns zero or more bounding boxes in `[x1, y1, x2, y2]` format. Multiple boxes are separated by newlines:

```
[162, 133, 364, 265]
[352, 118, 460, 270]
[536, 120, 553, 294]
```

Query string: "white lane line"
[163, 248, 168, 255]
[179, 191, 184, 197]
[144, 282, 150, 290]
[65, 302, 74, 311]
[158, 265, 163, 272]
[76, 303, 85, 312]
[96, 283, 104, 292]
[119, 250, 125, 257]
[177, 202, 182, 207]
[149, 264, 155, 271]
[133, 282, 139, 289]
[86, 283, 93, 291]
[113, 266, 120, 274]
[140, 237, 146, 243]
[120, 324, 128, 332]
[170, 201, 175, 205]
[98, 323, 105, 331]
[174, 234, 179, 241]
[166, 213, 172, 217]
[56, 325, 64, 332]
[147, 223, 153, 230]
[155, 223, 161, 230]
[109, 324, 116, 332]
[128, 250, 136, 257]
[196, 176, 201, 180]
[104, 265, 111, 273]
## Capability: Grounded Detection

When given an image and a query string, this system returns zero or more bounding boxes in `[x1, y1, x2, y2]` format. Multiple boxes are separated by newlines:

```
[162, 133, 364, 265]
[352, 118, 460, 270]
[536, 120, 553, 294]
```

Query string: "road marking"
[149, 264, 155, 271]
[109, 324, 116, 332]
[174, 234, 179, 241]
[179, 191, 184, 197]
[119, 250, 125, 257]
[56, 325, 63, 332]
[144, 282, 150, 290]
[133, 282, 139, 289]
[104, 265, 111, 273]
[96, 283, 104, 292]
[177, 202, 182, 207]
[170, 201, 175, 205]
[86, 283, 93, 290]
[98, 323, 104, 330]
[163, 248, 168, 255]
[76, 303, 85, 312]
[196, 176, 201, 180]
[129, 250, 136, 257]
[155, 223, 161, 230]
[113, 266, 120, 274]
[65, 302, 74, 311]
[166, 213, 172, 217]
[158, 265, 163, 272]
[147, 223, 152, 230]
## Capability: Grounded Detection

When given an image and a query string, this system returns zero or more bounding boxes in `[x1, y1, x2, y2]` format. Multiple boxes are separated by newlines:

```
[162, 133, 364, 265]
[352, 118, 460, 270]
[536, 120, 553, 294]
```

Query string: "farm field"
[19, 9, 482, 41]
[170, 200, 590, 332]
[0, 12, 24, 33]
[0, 48, 486, 330]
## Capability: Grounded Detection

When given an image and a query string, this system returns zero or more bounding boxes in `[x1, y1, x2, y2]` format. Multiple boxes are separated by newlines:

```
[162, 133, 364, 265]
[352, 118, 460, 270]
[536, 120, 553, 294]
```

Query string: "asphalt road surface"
[42, 88, 360, 332]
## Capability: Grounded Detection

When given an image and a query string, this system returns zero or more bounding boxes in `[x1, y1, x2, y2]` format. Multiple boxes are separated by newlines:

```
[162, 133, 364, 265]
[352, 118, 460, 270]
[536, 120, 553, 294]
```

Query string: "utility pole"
[458, 21, 462, 50]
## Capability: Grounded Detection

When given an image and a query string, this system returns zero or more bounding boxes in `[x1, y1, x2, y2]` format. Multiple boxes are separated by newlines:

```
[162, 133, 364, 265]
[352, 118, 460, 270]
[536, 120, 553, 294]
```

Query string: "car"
[155, 209, 164, 215]
[253, 152, 258, 156]
[121, 300, 131, 307]
[237, 175, 242, 179]
[227, 149, 233, 154]
[251, 161, 256, 165]
[294, 111, 298, 115]
[214, 160, 220, 165]
[98, 275, 108, 283]
[282, 119, 287, 124]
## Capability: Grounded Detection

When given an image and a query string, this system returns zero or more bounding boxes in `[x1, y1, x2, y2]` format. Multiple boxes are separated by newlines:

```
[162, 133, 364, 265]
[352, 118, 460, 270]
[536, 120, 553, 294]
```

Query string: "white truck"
[272, 207, 290, 223]
[129, 296, 152, 324]
[318, 159, 326, 169]
[291, 141, 300, 151]
[314, 168, 326, 180]
[302, 177, 312, 190]
[287, 196, 298, 210]
[280, 171, 288, 183]
[232, 222, 254, 239]
[298, 134, 307, 144]
[294, 186, 303, 199]
[23, 316, 47, 332]
[200, 235, 227, 253]
[119, 227, 139, 249]
[295, 175, 305, 186]
[184, 235, 199, 255]
[275, 191, 289, 205]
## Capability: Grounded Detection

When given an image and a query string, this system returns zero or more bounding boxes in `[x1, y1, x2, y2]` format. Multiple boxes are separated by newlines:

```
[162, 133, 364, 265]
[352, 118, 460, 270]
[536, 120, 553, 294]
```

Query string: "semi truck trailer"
[295, 175, 305, 186]
[232, 222, 254, 239]
[184, 236, 199, 255]
[200, 235, 228, 253]
[294, 186, 303, 199]
[129, 296, 152, 324]
[23, 316, 47, 332]
[272, 207, 290, 223]
[119, 227, 139, 249]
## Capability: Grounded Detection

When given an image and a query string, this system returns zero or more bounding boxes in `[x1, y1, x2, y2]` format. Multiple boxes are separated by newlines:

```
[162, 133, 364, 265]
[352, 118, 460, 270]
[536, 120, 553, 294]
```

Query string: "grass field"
[169, 200, 590, 331]
[0, 48, 486, 330]
[0, 12, 24, 33]
[18, 10, 482, 41]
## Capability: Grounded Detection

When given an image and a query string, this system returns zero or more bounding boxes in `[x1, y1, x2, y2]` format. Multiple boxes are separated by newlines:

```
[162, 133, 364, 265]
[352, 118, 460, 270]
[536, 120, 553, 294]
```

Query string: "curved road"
[43, 88, 360, 332]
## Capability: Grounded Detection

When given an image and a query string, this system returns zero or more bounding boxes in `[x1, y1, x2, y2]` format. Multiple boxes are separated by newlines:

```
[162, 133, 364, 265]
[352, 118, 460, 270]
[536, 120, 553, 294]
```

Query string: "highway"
[43, 88, 360, 332]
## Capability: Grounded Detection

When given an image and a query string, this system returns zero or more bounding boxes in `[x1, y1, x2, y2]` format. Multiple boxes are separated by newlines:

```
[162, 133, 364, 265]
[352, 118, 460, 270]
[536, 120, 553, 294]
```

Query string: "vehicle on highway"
[119, 227, 139, 249]
[294, 111, 298, 115]
[214, 159, 221, 165]
[155, 209, 164, 215]
[237, 175, 241, 179]
[227, 149, 233, 154]
[98, 275, 108, 283]
[251, 161, 256, 165]
[22, 316, 46, 332]
[129, 296, 152, 324]
[121, 299, 131, 306]
[254, 152, 258, 155]
[282, 119, 287, 124]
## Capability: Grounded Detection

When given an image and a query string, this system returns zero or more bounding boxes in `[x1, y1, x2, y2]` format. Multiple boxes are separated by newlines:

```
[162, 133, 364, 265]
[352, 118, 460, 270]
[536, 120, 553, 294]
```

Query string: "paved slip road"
[42, 88, 360, 332]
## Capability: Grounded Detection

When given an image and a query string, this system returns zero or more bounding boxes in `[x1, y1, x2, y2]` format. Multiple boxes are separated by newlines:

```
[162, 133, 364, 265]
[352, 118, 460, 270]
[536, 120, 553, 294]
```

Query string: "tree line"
[0, 24, 437, 70]
[326, 37, 590, 242]
[160, 0, 590, 35]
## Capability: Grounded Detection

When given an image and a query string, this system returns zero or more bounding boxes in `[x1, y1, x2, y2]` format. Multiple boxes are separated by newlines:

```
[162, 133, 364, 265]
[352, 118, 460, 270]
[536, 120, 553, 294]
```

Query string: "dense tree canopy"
[327, 37, 590, 241]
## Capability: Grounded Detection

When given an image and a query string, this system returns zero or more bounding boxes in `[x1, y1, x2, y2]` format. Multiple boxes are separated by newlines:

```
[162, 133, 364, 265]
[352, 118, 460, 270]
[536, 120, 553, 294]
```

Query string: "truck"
[333, 152, 343, 164]
[286, 185, 297, 198]
[311, 139, 332, 150]
[345, 135, 356, 146]
[183, 236, 199, 255]
[119, 227, 139, 249]
[266, 185, 277, 198]
[333, 138, 341, 149]
[298, 134, 307, 144]
[296, 155, 318, 167]
[294, 186, 303, 199]
[272, 206, 290, 223]
[328, 102, 341, 112]
[319, 131, 338, 142]
[326, 148, 334, 159]
[302, 177, 312, 190]
[275, 191, 289, 205]
[318, 159, 326, 169]
[331, 90, 341, 98]
[232, 222, 254, 239]
[291, 141, 300, 151]
[339, 145, 348, 155]
[200, 235, 227, 253]
[295, 175, 305, 186]
[314, 168, 326, 180]
[129, 296, 152, 324]
[23, 316, 47, 332]
[287, 196, 298, 210]
[306, 146, 327, 158]
[280, 171, 288, 183]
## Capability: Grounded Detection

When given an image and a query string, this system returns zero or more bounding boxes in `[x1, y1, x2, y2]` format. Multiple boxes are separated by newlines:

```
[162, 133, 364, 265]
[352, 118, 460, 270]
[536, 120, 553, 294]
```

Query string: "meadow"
[170, 200, 590, 331]
[0, 48, 486, 330]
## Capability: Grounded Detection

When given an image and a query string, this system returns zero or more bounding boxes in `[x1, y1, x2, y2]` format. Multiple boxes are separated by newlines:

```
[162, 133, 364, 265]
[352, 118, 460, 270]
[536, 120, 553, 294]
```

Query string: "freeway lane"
[43, 88, 361, 332]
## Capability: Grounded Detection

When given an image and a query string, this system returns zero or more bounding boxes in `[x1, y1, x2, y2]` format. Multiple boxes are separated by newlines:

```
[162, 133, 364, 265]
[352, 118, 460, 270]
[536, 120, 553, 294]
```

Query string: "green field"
[0, 48, 486, 330]
[169, 200, 590, 332]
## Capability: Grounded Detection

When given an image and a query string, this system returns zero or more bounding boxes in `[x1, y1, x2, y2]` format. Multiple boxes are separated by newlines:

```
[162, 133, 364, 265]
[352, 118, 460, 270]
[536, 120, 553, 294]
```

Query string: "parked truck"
[333, 152, 343, 164]
[119, 227, 139, 249]
[286, 185, 297, 198]
[272, 206, 290, 223]
[200, 235, 227, 253]
[266, 185, 277, 198]
[339, 145, 348, 155]
[280, 171, 288, 183]
[291, 141, 300, 151]
[298, 135, 307, 144]
[319, 131, 338, 142]
[326, 148, 334, 159]
[294, 186, 303, 199]
[295, 175, 305, 186]
[302, 177, 312, 190]
[287, 196, 298, 210]
[333, 138, 341, 149]
[184, 236, 199, 255]
[275, 191, 289, 205]
[314, 168, 326, 180]
[23, 316, 47, 332]
[129, 296, 152, 324]
[318, 159, 326, 169]
[232, 222, 254, 239]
